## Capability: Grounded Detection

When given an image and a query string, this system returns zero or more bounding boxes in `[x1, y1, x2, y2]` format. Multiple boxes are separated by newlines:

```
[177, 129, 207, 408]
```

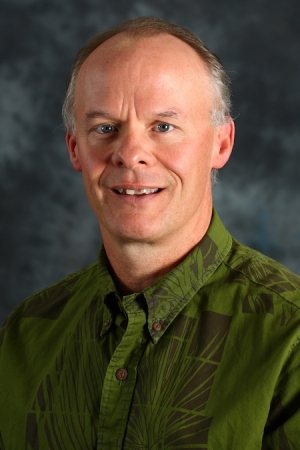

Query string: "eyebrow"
[154, 109, 184, 119]
[85, 108, 185, 121]
[85, 110, 112, 121]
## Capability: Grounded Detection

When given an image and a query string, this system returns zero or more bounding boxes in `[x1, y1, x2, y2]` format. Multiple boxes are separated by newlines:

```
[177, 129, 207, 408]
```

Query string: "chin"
[116, 228, 159, 243]
[102, 220, 164, 244]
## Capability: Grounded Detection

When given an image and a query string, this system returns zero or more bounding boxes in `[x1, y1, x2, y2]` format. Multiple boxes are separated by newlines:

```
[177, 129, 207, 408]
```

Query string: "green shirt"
[1, 210, 300, 449]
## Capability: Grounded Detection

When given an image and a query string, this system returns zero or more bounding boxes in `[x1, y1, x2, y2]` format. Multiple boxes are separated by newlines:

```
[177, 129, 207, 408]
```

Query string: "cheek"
[77, 144, 108, 178]
[164, 140, 212, 184]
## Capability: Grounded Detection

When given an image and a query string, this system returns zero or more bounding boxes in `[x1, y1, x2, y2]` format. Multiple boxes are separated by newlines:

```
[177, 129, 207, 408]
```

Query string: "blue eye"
[97, 124, 116, 134]
[156, 123, 172, 132]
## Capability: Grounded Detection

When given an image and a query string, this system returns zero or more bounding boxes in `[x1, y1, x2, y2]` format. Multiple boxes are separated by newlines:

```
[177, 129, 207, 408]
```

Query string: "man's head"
[65, 18, 234, 254]
[62, 17, 232, 134]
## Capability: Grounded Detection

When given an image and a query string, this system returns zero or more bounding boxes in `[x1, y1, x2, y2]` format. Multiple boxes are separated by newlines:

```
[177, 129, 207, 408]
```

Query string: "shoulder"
[0, 261, 98, 344]
[24, 261, 98, 316]
[224, 237, 300, 308]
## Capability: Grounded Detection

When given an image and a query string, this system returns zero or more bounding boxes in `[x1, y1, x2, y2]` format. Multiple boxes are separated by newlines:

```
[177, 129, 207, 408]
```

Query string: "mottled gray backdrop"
[1, 0, 300, 324]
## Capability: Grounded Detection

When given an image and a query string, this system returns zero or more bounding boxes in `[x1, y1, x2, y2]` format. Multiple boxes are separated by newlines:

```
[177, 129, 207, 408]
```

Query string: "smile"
[115, 188, 161, 195]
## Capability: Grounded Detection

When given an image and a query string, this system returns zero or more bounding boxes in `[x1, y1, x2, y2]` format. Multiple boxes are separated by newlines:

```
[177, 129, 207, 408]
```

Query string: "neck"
[101, 210, 212, 295]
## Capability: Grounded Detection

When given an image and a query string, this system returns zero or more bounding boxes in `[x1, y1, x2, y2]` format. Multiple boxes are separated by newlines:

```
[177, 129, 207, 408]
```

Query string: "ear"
[212, 120, 235, 169]
[66, 132, 82, 172]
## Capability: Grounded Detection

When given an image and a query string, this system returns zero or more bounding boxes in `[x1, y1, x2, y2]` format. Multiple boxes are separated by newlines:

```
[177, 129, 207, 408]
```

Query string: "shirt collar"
[98, 208, 232, 342]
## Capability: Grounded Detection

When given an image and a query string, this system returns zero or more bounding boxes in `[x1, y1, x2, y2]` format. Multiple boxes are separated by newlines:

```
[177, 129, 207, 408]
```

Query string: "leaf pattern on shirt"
[25, 295, 110, 450]
[23, 281, 74, 319]
[242, 293, 274, 314]
[145, 234, 231, 342]
[226, 238, 300, 322]
[123, 311, 232, 449]
[227, 238, 300, 294]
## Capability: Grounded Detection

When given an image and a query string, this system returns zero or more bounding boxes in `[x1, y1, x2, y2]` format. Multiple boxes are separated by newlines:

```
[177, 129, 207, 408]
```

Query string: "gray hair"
[62, 17, 232, 134]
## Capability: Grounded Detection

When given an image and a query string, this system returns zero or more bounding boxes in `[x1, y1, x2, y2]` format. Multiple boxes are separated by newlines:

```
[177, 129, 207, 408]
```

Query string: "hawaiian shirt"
[1, 209, 300, 449]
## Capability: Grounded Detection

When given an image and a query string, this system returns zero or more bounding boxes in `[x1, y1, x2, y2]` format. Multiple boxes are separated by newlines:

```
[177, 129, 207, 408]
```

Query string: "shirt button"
[152, 321, 162, 331]
[115, 368, 128, 381]
[104, 319, 111, 327]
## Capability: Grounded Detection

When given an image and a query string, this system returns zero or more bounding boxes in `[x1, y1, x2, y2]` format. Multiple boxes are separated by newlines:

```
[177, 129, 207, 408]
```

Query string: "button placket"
[98, 294, 148, 448]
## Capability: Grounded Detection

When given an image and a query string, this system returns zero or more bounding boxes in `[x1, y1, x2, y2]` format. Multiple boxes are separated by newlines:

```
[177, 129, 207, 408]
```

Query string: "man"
[0, 17, 300, 449]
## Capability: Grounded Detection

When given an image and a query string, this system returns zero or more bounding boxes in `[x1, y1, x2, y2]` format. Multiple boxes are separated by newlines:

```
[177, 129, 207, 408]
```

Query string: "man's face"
[67, 33, 234, 248]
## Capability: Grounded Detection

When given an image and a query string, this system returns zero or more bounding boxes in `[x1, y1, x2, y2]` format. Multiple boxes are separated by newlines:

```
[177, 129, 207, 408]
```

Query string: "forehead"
[84, 32, 206, 68]
[75, 33, 213, 114]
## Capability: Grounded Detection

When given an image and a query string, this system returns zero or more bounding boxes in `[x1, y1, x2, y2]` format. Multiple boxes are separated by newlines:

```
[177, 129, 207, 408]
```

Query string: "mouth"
[114, 188, 162, 196]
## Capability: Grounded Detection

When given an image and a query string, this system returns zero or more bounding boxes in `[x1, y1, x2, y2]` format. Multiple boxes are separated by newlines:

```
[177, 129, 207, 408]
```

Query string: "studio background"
[1, 0, 299, 324]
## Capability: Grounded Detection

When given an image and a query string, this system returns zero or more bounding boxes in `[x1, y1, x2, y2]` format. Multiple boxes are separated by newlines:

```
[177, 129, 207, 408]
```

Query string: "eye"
[155, 123, 174, 132]
[96, 124, 117, 134]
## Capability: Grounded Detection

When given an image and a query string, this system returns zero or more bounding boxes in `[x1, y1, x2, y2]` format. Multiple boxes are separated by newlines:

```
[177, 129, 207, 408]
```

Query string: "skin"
[66, 33, 235, 294]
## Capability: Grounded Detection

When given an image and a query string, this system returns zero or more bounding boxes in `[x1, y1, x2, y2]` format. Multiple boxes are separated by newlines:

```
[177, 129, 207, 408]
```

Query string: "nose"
[111, 127, 156, 169]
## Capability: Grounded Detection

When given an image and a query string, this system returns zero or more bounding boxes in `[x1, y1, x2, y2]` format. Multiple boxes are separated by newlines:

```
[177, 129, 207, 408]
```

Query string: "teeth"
[117, 188, 159, 195]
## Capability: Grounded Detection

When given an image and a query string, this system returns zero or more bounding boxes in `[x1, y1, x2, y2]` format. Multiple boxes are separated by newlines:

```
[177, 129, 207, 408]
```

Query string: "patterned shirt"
[1, 210, 300, 449]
